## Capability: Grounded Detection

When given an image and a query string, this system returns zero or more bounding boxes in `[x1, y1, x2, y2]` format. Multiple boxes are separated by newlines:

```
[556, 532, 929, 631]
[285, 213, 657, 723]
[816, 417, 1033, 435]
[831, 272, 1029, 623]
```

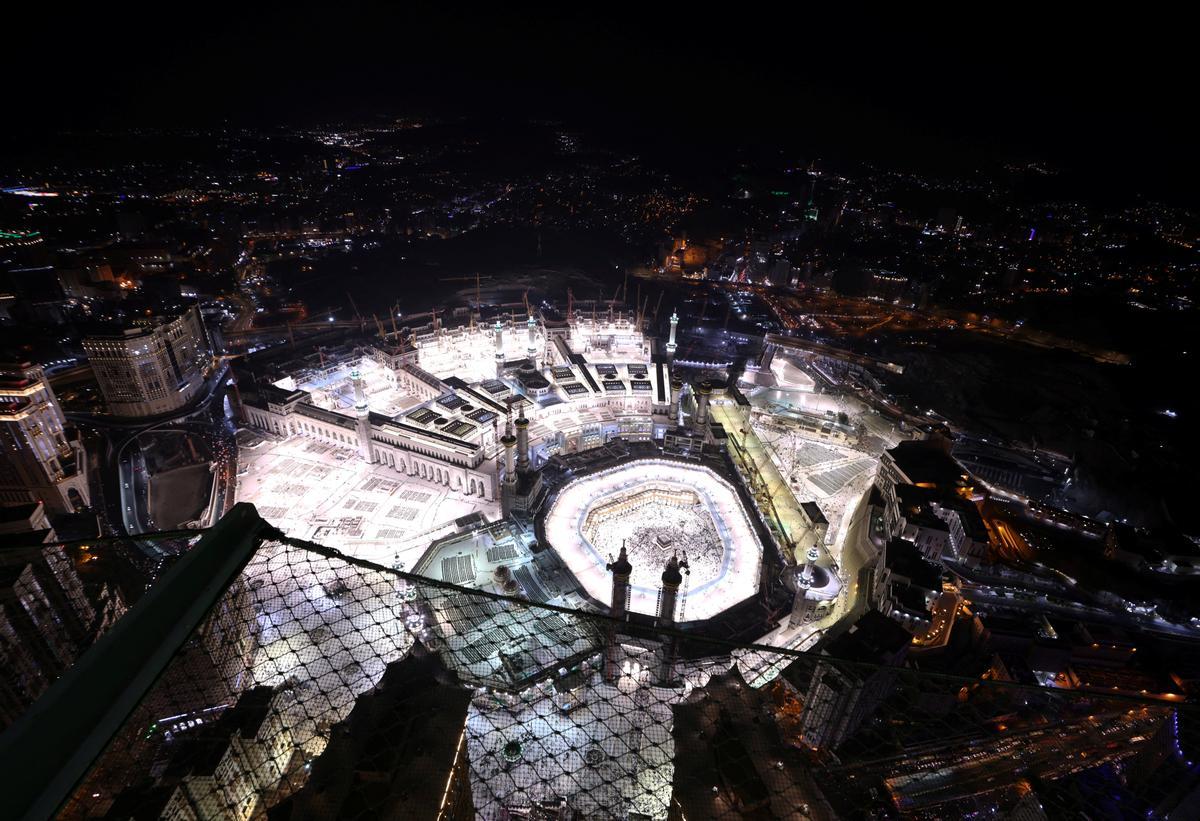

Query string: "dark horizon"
[4, 7, 1195, 201]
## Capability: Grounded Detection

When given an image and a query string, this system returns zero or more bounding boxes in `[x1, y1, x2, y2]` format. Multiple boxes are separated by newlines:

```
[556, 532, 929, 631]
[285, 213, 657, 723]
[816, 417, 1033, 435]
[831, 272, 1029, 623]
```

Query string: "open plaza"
[237, 433, 497, 568]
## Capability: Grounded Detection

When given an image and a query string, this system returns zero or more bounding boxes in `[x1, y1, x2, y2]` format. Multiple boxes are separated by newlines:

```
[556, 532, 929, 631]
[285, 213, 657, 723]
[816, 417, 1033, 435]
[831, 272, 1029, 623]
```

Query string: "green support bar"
[0, 503, 277, 821]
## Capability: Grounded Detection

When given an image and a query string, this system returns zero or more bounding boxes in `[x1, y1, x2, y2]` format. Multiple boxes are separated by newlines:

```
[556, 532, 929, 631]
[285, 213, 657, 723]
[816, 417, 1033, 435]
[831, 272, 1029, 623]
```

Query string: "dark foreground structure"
[2, 504, 1199, 820]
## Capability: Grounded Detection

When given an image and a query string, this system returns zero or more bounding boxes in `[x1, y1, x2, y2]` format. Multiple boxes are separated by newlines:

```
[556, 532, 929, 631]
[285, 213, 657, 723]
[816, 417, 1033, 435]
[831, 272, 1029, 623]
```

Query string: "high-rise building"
[792, 610, 911, 751]
[0, 501, 54, 542]
[670, 666, 833, 819]
[0, 361, 89, 514]
[287, 643, 474, 821]
[0, 526, 99, 729]
[67, 575, 250, 814]
[83, 305, 212, 418]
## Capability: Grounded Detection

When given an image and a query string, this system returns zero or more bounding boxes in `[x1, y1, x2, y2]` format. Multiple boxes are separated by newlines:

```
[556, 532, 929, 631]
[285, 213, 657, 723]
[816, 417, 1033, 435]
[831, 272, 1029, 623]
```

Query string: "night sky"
[5, 6, 1193, 198]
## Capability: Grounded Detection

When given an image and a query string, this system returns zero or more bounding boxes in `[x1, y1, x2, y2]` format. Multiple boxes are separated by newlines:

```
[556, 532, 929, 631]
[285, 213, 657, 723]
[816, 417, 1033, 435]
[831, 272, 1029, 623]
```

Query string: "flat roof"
[888, 440, 968, 488]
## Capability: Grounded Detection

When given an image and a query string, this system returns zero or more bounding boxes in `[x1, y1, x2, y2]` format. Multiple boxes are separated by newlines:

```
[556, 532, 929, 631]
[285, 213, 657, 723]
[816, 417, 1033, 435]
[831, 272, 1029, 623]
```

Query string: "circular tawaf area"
[542, 459, 764, 621]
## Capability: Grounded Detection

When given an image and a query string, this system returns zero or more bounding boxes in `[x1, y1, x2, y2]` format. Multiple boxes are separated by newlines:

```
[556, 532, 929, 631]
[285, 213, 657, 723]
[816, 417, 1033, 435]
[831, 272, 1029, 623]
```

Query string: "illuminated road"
[911, 588, 962, 650]
[764, 333, 904, 375]
[710, 394, 884, 684]
[833, 708, 1165, 813]
[988, 517, 1035, 563]
[75, 365, 236, 537]
[959, 580, 1200, 639]
[737, 485, 878, 686]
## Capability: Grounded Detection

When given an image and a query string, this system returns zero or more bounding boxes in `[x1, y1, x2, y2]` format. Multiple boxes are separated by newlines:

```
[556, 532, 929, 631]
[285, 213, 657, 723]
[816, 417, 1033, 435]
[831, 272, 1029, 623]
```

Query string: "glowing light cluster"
[543, 459, 763, 621]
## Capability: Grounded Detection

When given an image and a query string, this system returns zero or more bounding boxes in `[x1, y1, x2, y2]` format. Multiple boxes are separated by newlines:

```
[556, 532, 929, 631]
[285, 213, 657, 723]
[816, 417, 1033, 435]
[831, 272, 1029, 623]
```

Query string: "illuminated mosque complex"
[226, 297, 898, 817]
[240, 307, 671, 507]
[236, 299, 859, 627]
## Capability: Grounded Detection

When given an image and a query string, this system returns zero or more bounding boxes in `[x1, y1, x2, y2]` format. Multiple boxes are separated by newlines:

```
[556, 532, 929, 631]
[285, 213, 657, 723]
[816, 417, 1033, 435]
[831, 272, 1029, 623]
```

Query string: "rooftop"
[887, 439, 970, 489]
[823, 609, 914, 665]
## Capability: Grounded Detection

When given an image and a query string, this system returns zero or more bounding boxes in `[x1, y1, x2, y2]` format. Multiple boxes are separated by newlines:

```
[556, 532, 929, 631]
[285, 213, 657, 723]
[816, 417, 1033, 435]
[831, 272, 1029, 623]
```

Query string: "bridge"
[763, 334, 904, 374]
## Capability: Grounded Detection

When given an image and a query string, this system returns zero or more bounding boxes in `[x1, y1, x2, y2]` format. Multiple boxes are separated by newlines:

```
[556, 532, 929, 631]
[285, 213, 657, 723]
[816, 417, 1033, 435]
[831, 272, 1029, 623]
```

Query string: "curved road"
[71, 365, 238, 538]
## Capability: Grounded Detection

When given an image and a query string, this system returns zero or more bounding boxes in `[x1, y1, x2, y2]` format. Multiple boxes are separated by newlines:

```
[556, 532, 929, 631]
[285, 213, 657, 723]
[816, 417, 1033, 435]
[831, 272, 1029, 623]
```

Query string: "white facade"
[84, 305, 211, 417]
[413, 318, 546, 384]
[0, 362, 89, 513]
[242, 391, 498, 502]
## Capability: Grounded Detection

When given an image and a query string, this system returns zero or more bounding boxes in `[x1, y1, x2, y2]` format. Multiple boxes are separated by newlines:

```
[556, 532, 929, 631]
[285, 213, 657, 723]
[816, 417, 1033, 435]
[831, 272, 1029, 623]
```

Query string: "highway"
[764, 333, 904, 375]
[832, 708, 1165, 813]
[987, 517, 1036, 563]
[911, 588, 962, 650]
[75, 364, 238, 538]
[959, 579, 1200, 640]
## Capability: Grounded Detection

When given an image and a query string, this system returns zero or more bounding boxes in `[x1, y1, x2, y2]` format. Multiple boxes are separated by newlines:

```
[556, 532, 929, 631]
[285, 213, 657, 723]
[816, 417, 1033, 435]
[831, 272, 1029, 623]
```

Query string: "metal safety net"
[8, 525, 1200, 820]
[1, 530, 201, 736]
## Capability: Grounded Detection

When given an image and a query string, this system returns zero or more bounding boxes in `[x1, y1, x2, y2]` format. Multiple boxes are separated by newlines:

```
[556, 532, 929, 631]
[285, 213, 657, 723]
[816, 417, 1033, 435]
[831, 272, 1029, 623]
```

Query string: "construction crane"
[439, 274, 490, 308]
[345, 292, 365, 333]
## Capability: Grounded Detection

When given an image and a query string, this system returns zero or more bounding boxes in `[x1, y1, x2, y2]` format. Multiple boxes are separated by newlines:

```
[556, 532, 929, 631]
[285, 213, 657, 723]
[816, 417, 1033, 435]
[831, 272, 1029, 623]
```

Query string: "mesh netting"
[1, 531, 201, 735]
[19, 533, 1200, 820]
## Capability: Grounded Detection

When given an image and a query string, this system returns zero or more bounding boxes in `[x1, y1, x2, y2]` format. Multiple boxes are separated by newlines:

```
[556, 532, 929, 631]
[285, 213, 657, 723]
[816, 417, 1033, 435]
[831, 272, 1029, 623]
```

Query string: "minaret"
[694, 380, 712, 430]
[802, 545, 820, 585]
[658, 554, 683, 625]
[608, 544, 633, 616]
[605, 544, 633, 682]
[657, 554, 686, 684]
[668, 374, 683, 423]
[501, 415, 517, 487]
[526, 313, 538, 366]
[500, 413, 517, 515]
[666, 309, 679, 355]
[515, 407, 531, 475]
[351, 368, 372, 462]
[789, 546, 821, 628]
[493, 319, 505, 378]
